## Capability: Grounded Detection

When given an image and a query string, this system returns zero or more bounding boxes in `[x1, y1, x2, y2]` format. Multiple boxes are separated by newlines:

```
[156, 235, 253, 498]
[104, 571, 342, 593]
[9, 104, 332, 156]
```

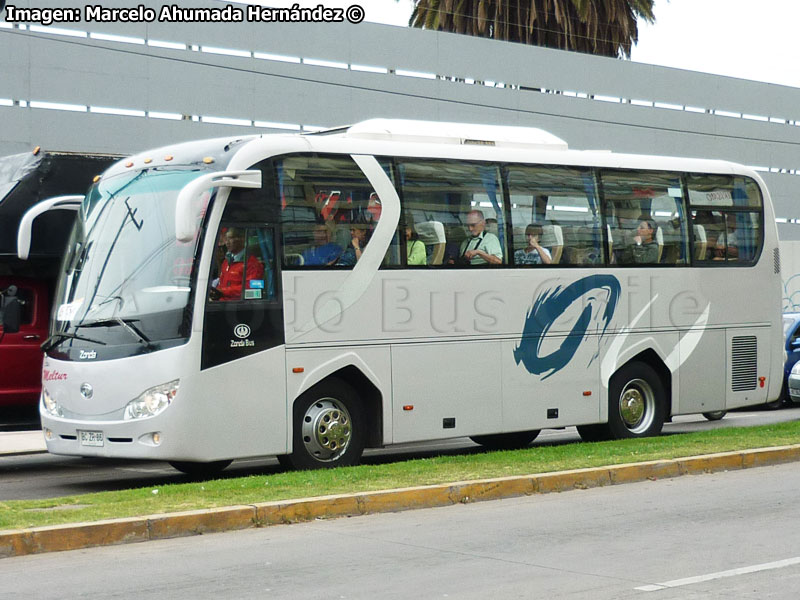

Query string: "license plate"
[79, 430, 104, 447]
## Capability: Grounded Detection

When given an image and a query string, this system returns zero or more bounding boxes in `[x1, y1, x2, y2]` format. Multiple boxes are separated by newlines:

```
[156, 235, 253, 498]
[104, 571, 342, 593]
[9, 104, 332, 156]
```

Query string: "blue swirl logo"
[514, 274, 621, 379]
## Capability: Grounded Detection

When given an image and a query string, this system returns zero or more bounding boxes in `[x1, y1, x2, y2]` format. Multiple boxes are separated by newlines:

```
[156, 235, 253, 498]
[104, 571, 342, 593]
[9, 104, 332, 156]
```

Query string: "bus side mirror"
[17, 195, 83, 260]
[1, 287, 21, 334]
[175, 170, 262, 242]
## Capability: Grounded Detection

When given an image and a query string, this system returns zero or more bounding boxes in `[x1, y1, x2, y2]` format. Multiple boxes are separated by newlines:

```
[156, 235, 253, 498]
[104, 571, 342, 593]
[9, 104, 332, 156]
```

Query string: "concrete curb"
[0, 450, 47, 458]
[0, 431, 47, 457]
[3, 444, 800, 559]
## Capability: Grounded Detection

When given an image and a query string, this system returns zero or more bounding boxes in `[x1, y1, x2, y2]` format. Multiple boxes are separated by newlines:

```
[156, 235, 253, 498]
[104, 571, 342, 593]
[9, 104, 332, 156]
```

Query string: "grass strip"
[2, 420, 800, 531]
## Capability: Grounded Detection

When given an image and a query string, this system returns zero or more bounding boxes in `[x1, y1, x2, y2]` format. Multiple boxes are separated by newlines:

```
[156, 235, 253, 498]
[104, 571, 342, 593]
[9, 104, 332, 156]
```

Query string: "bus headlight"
[792, 362, 800, 375]
[41, 387, 63, 417]
[124, 380, 179, 420]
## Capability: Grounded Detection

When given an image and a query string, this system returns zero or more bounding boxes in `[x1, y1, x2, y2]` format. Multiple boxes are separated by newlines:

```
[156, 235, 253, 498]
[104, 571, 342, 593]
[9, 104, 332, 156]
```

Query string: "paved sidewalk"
[0, 430, 47, 456]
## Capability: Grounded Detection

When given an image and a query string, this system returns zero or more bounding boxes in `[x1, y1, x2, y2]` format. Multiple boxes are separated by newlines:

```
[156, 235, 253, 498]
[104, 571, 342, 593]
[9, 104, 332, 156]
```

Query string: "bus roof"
[222, 120, 754, 180]
[330, 119, 570, 151]
[110, 120, 757, 185]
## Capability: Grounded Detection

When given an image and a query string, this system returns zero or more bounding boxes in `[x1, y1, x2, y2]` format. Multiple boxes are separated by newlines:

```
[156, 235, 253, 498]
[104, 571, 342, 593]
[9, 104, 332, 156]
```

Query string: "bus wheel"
[702, 410, 727, 421]
[169, 459, 232, 476]
[608, 362, 665, 439]
[470, 430, 540, 450]
[282, 379, 365, 470]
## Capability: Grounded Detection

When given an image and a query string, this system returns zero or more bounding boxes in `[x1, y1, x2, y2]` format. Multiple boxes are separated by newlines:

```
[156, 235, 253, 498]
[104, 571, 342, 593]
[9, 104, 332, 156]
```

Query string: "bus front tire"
[169, 459, 232, 476]
[607, 361, 666, 439]
[469, 430, 540, 450]
[280, 378, 366, 470]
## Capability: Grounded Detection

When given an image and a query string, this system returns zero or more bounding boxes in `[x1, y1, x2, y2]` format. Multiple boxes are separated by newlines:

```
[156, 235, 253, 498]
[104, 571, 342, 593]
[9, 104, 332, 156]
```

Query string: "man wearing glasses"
[459, 210, 503, 265]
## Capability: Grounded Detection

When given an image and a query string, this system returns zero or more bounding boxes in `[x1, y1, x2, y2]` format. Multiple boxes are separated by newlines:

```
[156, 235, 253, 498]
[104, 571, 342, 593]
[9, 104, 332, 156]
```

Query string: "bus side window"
[506, 165, 600, 267]
[208, 226, 273, 302]
[600, 170, 688, 266]
[398, 159, 505, 267]
[276, 156, 397, 269]
[687, 175, 763, 265]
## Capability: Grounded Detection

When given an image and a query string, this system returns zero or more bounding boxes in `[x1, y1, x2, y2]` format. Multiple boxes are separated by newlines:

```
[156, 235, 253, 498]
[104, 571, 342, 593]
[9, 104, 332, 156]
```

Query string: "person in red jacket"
[210, 228, 264, 301]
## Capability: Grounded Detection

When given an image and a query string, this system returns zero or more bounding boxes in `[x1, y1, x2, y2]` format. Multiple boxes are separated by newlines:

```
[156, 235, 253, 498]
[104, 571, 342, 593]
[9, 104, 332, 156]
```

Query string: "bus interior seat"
[566, 226, 602, 265]
[285, 253, 304, 266]
[541, 224, 564, 264]
[662, 244, 680, 264]
[693, 224, 707, 260]
[415, 220, 446, 265]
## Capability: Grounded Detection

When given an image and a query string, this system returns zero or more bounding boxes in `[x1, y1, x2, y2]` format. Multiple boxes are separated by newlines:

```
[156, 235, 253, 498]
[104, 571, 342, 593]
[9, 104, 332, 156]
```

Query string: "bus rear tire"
[702, 410, 727, 421]
[281, 378, 366, 470]
[469, 430, 540, 450]
[169, 459, 232, 476]
[607, 361, 666, 439]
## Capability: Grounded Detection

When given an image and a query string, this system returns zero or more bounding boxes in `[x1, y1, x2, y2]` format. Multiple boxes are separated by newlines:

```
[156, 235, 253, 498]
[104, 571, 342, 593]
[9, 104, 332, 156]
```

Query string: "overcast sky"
[352, 0, 799, 89]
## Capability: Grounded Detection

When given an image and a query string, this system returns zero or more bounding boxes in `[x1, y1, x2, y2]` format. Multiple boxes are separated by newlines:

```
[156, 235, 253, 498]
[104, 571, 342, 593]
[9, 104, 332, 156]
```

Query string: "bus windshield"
[52, 168, 212, 349]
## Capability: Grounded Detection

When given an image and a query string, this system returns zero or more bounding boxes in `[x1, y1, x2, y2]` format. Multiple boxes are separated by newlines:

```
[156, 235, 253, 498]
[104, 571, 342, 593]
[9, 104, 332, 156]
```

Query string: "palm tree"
[409, 0, 655, 58]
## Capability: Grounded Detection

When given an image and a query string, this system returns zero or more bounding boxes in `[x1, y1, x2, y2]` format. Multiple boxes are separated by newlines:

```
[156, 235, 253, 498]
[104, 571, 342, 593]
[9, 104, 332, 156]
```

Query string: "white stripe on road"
[635, 557, 800, 592]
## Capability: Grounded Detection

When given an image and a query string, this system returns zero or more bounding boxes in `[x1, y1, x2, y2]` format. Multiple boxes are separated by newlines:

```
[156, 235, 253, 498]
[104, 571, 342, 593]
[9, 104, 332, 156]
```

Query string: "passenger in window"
[694, 210, 723, 260]
[302, 224, 343, 266]
[337, 218, 372, 266]
[715, 215, 739, 260]
[629, 219, 659, 264]
[459, 210, 503, 265]
[405, 215, 427, 266]
[367, 192, 382, 223]
[514, 223, 552, 266]
[210, 228, 264, 301]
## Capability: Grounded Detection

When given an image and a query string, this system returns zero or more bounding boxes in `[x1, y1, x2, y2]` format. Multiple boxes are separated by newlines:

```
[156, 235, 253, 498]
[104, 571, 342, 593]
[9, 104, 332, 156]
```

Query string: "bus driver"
[210, 227, 264, 301]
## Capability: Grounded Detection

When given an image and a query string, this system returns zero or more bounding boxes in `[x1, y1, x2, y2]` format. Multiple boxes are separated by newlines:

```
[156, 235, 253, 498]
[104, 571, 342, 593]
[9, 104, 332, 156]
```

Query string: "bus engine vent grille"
[774, 247, 781, 274]
[731, 336, 758, 392]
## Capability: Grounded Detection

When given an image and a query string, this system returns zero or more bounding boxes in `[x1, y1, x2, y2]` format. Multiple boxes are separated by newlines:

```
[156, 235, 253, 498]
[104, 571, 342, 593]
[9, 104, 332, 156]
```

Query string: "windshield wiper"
[80, 318, 152, 348]
[124, 198, 143, 230]
[41, 332, 107, 353]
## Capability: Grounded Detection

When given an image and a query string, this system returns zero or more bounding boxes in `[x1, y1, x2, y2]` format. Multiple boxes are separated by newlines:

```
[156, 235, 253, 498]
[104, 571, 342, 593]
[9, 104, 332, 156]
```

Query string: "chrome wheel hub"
[301, 398, 352, 462]
[618, 378, 655, 434]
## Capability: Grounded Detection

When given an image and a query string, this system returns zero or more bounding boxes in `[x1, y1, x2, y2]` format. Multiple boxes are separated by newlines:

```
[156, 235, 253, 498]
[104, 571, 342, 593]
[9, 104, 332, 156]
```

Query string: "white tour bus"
[18, 119, 783, 474]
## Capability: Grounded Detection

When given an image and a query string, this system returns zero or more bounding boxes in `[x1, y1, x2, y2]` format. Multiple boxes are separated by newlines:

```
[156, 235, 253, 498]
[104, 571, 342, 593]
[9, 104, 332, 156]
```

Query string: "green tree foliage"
[409, 0, 656, 58]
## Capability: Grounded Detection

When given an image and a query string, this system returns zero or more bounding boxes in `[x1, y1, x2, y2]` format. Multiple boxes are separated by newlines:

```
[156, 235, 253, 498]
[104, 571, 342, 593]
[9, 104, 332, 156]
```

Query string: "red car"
[0, 277, 49, 407]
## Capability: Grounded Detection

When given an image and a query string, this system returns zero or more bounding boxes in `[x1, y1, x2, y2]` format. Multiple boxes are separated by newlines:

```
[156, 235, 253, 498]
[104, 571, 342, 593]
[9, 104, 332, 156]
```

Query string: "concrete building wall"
[2, 0, 800, 247]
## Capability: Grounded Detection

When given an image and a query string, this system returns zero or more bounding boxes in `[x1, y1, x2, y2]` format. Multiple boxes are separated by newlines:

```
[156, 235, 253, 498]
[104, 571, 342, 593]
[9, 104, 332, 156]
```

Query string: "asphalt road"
[2, 406, 799, 502]
[4, 456, 800, 599]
